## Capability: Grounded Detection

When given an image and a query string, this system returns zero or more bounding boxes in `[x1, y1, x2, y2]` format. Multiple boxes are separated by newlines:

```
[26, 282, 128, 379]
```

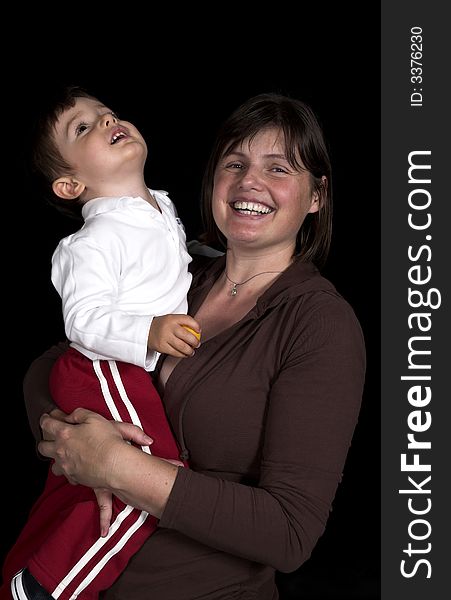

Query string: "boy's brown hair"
[31, 86, 99, 218]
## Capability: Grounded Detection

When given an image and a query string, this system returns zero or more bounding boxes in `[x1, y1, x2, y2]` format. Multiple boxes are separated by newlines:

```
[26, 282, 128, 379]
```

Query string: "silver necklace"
[225, 270, 283, 297]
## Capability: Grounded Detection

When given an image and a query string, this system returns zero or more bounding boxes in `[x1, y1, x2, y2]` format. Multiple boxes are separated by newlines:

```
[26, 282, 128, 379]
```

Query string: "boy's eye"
[75, 122, 89, 136]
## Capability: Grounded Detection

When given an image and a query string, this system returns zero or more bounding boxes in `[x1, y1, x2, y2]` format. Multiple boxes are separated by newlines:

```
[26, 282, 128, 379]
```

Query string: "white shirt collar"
[82, 189, 170, 219]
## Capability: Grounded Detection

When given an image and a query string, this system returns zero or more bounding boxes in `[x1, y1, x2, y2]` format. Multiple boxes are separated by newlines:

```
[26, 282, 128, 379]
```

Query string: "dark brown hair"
[31, 85, 100, 218]
[200, 93, 332, 267]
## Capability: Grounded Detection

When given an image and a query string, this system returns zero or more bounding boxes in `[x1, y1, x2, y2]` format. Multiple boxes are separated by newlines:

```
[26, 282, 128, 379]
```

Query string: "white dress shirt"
[51, 190, 192, 371]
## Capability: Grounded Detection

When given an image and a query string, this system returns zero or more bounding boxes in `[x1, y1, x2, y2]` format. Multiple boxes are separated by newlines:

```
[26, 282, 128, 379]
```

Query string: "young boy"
[2, 87, 201, 600]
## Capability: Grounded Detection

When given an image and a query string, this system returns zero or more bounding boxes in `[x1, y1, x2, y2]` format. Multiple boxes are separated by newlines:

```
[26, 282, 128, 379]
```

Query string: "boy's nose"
[100, 112, 118, 128]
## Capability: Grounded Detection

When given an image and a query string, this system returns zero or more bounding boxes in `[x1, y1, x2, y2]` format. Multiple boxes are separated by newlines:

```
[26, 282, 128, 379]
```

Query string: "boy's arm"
[53, 235, 196, 370]
[23, 341, 68, 444]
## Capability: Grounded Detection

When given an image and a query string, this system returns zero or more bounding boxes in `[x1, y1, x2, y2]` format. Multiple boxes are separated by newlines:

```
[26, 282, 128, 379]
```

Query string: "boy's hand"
[148, 314, 201, 357]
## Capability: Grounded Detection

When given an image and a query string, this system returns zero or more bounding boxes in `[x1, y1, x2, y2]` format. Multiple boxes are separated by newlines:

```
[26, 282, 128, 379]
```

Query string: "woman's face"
[212, 127, 319, 255]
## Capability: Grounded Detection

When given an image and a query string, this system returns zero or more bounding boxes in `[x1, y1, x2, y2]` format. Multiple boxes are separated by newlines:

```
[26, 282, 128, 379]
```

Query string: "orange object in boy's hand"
[182, 326, 201, 341]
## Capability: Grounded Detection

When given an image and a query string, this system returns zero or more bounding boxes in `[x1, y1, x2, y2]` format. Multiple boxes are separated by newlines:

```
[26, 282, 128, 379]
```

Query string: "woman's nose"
[239, 167, 263, 190]
[99, 112, 118, 128]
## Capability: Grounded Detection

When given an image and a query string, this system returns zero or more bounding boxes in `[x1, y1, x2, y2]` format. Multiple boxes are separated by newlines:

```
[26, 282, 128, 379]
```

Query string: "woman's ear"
[52, 176, 86, 200]
[309, 175, 327, 214]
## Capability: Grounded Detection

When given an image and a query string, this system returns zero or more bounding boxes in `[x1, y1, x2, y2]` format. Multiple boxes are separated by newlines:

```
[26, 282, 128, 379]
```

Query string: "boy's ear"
[52, 176, 86, 200]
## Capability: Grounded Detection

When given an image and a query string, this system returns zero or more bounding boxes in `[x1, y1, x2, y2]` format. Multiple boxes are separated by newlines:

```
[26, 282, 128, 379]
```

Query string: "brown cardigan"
[24, 256, 366, 600]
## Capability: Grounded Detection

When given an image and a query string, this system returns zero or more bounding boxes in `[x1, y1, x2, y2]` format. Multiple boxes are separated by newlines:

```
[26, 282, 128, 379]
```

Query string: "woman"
[23, 93, 366, 599]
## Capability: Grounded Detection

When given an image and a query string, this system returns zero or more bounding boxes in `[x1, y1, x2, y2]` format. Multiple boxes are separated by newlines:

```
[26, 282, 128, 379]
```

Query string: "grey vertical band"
[381, 2, 448, 598]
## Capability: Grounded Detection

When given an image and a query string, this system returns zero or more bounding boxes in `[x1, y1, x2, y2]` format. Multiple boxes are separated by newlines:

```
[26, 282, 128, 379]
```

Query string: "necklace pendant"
[230, 284, 238, 296]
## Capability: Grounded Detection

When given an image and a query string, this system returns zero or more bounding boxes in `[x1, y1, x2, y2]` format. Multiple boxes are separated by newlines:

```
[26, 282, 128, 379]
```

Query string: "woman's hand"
[93, 453, 184, 537]
[39, 407, 182, 521]
[39, 408, 154, 488]
[95, 488, 114, 537]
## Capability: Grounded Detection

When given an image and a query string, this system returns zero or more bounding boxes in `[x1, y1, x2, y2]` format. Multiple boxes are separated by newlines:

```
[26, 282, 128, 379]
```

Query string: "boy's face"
[53, 97, 147, 192]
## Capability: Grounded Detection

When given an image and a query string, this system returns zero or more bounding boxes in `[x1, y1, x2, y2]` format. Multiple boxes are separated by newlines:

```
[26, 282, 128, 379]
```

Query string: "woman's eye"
[271, 166, 288, 173]
[75, 123, 89, 136]
[226, 162, 244, 170]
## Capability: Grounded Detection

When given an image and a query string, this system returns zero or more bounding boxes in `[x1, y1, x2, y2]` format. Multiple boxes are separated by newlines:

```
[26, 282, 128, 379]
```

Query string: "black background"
[2, 12, 380, 599]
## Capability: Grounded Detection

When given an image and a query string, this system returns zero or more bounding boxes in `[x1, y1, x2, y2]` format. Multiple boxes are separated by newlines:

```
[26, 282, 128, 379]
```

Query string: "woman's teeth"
[232, 201, 272, 215]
